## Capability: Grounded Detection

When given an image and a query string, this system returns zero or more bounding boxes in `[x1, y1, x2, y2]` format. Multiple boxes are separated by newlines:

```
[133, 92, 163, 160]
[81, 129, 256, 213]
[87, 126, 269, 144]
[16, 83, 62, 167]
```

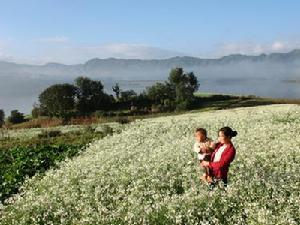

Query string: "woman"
[200, 126, 237, 188]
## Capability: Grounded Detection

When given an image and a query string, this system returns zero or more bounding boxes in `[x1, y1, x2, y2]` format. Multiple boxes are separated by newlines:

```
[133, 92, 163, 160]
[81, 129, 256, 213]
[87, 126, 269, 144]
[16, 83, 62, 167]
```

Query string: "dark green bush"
[0, 144, 83, 204]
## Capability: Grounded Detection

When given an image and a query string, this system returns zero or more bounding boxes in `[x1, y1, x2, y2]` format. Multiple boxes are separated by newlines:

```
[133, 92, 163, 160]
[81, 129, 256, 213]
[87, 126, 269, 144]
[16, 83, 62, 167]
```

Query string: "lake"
[1, 78, 300, 116]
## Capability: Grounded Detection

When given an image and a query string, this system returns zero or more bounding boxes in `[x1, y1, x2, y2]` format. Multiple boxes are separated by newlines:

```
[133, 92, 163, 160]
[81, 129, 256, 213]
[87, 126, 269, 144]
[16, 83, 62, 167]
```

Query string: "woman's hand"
[200, 160, 210, 167]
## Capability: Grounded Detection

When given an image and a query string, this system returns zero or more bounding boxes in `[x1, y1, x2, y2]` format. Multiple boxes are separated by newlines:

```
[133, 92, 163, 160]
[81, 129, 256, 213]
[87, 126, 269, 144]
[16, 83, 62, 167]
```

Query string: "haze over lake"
[1, 50, 300, 115]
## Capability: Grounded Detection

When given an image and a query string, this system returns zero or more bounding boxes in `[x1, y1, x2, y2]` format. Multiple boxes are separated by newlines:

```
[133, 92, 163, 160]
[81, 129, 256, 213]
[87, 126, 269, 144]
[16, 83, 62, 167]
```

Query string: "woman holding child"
[194, 126, 237, 188]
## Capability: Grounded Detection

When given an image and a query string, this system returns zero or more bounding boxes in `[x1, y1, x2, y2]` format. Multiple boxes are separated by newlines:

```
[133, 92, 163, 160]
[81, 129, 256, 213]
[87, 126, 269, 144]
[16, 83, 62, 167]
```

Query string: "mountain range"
[1, 49, 300, 80]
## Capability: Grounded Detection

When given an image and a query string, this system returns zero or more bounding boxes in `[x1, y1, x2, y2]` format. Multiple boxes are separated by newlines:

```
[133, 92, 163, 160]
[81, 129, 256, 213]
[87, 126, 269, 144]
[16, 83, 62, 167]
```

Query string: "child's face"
[195, 131, 206, 142]
[218, 131, 230, 144]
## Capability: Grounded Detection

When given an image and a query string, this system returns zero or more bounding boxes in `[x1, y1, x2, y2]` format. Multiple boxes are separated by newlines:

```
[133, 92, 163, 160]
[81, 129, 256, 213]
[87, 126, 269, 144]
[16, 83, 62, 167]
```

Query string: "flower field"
[0, 104, 299, 225]
[1, 122, 124, 140]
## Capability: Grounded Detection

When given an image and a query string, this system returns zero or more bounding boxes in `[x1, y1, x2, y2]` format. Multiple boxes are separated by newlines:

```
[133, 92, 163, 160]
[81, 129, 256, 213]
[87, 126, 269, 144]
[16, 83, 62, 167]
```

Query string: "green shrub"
[0, 144, 83, 204]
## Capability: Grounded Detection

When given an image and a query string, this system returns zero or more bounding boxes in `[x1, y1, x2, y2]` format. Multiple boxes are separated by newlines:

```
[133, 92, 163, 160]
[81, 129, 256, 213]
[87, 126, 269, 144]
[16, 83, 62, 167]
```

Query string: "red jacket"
[208, 142, 236, 180]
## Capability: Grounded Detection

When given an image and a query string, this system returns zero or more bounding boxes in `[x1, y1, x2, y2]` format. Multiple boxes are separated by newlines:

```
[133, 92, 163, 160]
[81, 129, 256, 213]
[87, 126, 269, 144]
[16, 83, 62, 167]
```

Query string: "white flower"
[0, 104, 300, 225]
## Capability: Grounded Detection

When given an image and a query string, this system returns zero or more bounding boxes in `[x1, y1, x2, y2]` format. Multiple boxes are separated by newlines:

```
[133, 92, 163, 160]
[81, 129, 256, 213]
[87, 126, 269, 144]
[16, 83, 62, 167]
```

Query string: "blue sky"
[1, 0, 300, 64]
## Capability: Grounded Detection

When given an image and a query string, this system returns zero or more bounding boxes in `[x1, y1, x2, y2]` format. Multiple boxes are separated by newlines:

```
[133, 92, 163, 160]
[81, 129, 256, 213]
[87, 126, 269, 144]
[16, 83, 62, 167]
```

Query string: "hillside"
[0, 104, 299, 224]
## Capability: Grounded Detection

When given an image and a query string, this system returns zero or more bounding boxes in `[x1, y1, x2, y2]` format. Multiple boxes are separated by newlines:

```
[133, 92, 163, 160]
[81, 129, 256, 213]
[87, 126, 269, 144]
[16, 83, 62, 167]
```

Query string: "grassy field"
[0, 104, 299, 224]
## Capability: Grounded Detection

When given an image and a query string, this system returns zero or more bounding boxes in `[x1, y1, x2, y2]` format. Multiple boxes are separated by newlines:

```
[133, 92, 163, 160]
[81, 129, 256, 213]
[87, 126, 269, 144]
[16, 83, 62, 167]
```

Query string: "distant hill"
[1, 49, 300, 80]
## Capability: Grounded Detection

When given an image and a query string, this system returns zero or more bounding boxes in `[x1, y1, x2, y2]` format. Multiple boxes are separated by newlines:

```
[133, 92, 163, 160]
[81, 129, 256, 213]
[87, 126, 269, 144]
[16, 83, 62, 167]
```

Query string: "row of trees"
[0, 109, 27, 127]
[0, 110, 4, 128]
[1, 68, 199, 124]
[34, 76, 114, 119]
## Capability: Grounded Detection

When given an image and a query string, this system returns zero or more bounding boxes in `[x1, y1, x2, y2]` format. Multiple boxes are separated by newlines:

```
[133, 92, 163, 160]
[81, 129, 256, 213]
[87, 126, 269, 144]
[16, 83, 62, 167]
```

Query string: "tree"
[75, 76, 113, 115]
[146, 67, 199, 111]
[39, 83, 77, 120]
[134, 92, 152, 109]
[146, 82, 175, 104]
[168, 68, 199, 109]
[146, 82, 176, 112]
[186, 72, 199, 92]
[168, 68, 186, 86]
[7, 110, 25, 124]
[112, 83, 121, 100]
[120, 90, 137, 102]
[0, 109, 5, 128]
[31, 102, 47, 118]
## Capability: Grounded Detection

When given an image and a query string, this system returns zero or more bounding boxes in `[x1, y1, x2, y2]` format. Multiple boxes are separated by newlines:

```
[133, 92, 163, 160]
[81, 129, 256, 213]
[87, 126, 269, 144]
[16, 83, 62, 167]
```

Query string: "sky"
[1, 0, 300, 64]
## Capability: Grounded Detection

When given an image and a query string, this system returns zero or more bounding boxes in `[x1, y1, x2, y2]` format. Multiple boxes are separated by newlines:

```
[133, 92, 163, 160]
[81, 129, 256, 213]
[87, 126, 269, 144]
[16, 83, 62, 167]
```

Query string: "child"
[193, 128, 215, 183]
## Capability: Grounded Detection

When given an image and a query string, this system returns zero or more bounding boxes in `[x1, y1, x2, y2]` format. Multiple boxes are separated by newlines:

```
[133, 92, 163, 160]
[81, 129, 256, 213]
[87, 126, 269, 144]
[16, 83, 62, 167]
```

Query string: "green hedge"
[0, 144, 84, 204]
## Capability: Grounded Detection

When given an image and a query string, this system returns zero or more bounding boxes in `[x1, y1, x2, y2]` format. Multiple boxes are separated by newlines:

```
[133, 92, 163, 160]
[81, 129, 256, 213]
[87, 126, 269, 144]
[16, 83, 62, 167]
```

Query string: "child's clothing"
[193, 137, 214, 161]
[193, 137, 216, 182]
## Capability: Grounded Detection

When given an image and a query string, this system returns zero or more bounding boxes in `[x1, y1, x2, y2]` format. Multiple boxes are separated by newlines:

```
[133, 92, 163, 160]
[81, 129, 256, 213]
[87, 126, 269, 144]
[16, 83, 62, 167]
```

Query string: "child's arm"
[207, 140, 218, 153]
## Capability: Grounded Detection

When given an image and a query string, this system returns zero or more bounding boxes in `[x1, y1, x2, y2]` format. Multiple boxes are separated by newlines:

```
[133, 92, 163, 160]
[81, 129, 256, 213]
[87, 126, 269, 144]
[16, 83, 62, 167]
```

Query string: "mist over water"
[199, 78, 300, 98]
[1, 78, 300, 116]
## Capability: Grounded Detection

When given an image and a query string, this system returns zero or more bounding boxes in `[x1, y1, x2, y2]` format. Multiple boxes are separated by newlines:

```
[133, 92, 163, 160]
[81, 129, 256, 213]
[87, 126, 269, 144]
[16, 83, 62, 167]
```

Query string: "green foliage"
[0, 109, 4, 127]
[169, 68, 199, 105]
[31, 105, 40, 119]
[0, 124, 117, 204]
[0, 144, 83, 204]
[32, 69, 199, 121]
[0, 125, 119, 203]
[31, 103, 47, 118]
[7, 110, 26, 124]
[175, 100, 191, 111]
[75, 76, 114, 115]
[112, 82, 121, 100]
[38, 83, 77, 120]
[120, 89, 137, 102]
[146, 67, 199, 112]
[146, 82, 175, 105]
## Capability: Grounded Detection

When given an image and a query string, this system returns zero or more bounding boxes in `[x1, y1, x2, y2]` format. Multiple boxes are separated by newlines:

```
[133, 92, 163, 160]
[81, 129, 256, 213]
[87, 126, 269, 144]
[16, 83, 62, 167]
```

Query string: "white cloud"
[35, 36, 69, 43]
[15, 43, 184, 64]
[2, 38, 300, 64]
[208, 40, 300, 58]
[88, 43, 183, 59]
[271, 41, 286, 51]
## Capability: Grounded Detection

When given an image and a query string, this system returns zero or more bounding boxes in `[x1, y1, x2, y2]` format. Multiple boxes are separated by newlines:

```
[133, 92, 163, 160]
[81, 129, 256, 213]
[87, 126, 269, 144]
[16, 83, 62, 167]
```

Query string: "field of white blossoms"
[1, 122, 124, 140]
[1, 104, 300, 225]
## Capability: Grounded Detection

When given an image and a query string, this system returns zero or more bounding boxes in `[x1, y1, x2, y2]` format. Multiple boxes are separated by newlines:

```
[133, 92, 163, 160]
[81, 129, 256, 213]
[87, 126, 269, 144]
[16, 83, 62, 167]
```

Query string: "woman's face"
[218, 131, 230, 144]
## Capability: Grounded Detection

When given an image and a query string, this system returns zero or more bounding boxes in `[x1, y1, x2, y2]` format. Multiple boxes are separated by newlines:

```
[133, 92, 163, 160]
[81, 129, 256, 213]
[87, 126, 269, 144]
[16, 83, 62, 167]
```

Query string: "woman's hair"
[219, 126, 237, 138]
[195, 127, 207, 137]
